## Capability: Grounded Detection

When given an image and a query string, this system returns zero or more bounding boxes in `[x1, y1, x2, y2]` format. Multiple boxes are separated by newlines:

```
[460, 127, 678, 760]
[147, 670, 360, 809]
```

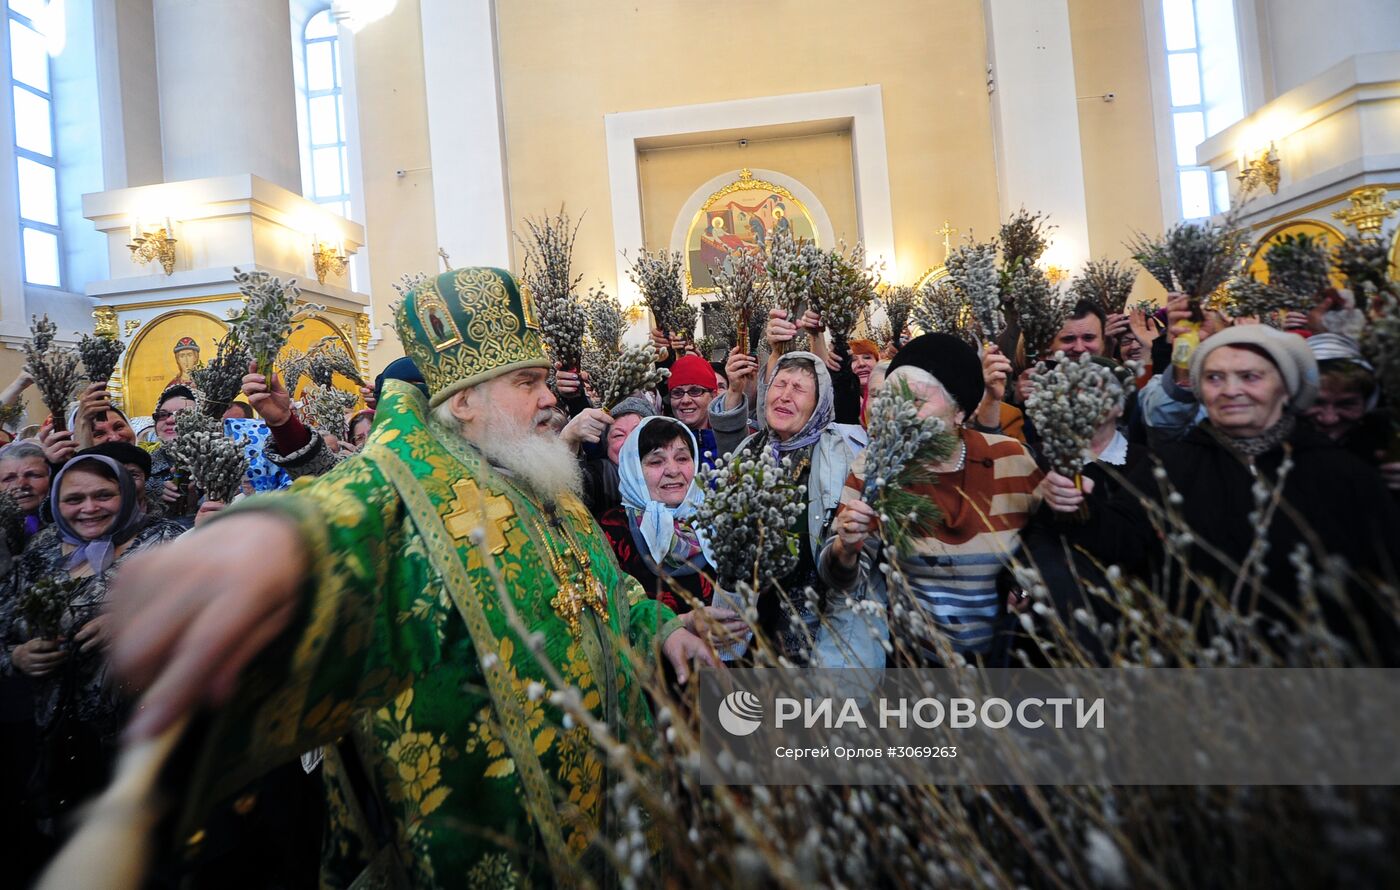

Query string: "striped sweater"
[818, 430, 1043, 659]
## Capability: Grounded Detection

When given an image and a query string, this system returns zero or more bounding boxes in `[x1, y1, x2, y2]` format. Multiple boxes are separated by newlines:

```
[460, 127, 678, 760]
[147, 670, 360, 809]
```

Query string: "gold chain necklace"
[529, 504, 609, 634]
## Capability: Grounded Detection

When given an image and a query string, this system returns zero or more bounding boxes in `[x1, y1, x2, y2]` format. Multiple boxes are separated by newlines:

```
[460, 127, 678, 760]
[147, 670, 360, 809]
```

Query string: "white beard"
[437, 394, 583, 504]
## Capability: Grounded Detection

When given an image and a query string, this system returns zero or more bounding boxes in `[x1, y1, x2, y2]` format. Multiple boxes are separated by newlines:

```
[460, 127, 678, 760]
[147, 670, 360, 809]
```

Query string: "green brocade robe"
[175, 381, 681, 888]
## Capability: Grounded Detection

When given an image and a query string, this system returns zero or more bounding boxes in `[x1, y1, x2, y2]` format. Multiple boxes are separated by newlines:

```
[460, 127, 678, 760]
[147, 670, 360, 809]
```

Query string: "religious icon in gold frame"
[1247, 219, 1347, 291]
[122, 310, 230, 418]
[683, 168, 819, 293]
[414, 282, 463, 351]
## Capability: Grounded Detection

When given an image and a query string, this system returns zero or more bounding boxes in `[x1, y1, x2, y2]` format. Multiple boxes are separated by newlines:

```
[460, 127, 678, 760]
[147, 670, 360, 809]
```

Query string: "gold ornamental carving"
[701, 168, 800, 208]
[1332, 186, 1400, 235]
[92, 306, 118, 338]
[354, 312, 372, 380]
[124, 319, 142, 337]
[913, 265, 949, 289]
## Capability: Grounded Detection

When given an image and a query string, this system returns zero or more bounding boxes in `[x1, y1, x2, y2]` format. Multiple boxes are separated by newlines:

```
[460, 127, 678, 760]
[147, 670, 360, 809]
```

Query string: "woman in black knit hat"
[815, 334, 1045, 668]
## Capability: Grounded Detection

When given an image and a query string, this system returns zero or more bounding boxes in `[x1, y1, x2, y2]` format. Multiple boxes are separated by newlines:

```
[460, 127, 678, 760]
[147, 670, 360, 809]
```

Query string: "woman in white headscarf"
[598, 416, 747, 660]
[598, 416, 712, 612]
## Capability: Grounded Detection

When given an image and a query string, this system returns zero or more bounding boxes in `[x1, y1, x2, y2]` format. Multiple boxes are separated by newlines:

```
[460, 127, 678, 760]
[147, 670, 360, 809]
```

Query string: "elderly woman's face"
[607, 413, 642, 465]
[1200, 346, 1288, 438]
[0, 456, 50, 512]
[93, 412, 136, 445]
[1303, 375, 1367, 441]
[641, 437, 695, 508]
[904, 376, 961, 424]
[58, 468, 122, 540]
[766, 367, 818, 441]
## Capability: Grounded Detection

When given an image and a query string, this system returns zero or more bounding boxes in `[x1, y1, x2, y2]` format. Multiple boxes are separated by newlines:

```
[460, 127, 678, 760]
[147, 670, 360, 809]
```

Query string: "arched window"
[7, 0, 59, 286]
[1159, 0, 1245, 220]
[301, 8, 349, 217]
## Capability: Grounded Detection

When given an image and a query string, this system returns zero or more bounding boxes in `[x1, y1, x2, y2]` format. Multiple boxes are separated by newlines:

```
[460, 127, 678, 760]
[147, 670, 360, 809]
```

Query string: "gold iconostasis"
[116, 304, 365, 419]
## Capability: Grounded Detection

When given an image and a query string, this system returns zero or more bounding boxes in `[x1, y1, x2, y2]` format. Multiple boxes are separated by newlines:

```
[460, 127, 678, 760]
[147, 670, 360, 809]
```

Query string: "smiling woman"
[707, 351, 868, 662]
[599, 415, 717, 615]
[56, 463, 123, 541]
[1043, 324, 1400, 662]
[0, 454, 186, 830]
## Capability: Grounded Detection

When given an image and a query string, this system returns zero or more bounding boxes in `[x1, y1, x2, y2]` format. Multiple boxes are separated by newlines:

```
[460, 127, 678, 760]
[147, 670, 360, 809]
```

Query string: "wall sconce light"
[128, 218, 177, 275]
[1044, 265, 1070, 285]
[1237, 143, 1280, 196]
[312, 238, 348, 284]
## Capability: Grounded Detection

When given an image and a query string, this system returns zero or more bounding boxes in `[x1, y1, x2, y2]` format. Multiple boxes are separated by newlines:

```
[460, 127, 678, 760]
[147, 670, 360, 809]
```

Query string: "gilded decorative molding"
[104, 293, 237, 313]
[914, 265, 949, 289]
[123, 319, 142, 337]
[355, 312, 372, 379]
[92, 306, 119, 338]
[1332, 186, 1400, 235]
[702, 168, 798, 208]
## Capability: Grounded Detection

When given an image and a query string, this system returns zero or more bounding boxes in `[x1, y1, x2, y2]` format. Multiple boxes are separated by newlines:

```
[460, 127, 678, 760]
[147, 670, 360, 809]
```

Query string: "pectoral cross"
[937, 220, 958, 260]
[550, 574, 608, 634]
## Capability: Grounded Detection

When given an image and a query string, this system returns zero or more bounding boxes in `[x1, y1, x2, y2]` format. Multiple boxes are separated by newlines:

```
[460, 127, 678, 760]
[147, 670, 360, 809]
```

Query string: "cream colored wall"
[1068, 0, 1168, 299]
[0, 348, 31, 428]
[348, 0, 438, 373]
[350, 0, 1172, 340]
[638, 132, 858, 255]
[494, 0, 1003, 291]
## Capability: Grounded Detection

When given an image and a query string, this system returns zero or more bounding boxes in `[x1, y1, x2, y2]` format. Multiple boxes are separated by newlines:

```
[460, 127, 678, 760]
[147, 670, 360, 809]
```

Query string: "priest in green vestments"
[104, 267, 717, 888]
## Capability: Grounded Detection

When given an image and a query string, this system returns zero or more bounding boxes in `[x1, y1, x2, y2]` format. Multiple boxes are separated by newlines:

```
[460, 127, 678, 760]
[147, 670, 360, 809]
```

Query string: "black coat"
[1020, 442, 1149, 664]
[1068, 422, 1399, 663]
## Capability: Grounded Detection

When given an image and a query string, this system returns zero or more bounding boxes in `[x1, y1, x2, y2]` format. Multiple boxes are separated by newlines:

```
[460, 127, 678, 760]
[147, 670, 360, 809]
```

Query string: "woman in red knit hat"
[665, 354, 722, 468]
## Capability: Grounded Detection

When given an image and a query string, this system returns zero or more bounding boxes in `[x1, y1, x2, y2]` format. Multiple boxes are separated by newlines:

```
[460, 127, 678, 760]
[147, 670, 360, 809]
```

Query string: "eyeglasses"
[152, 409, 188, 422]
[670, 387, 713, 400]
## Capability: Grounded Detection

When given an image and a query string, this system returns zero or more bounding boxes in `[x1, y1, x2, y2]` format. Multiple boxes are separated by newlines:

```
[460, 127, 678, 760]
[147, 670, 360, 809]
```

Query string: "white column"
[152, 0, 301, 191]
[419, 0, 512, 269]
[94, 0, 164, 189]
[983, 0, 1091, 269]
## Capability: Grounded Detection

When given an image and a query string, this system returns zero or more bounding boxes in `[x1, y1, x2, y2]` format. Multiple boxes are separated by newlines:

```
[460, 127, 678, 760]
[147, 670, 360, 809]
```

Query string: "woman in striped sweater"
[815, 334, 1043, 668]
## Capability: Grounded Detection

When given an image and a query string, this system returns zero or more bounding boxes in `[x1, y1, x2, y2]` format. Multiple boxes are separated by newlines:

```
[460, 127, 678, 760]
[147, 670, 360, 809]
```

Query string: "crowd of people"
[0, 261, 1396, 887]
[0, 354, 380, 876]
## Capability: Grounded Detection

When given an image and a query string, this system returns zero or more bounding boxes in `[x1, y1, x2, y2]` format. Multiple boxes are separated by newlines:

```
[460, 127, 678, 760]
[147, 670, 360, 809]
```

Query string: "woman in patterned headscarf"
[709, 350, 867, 662]
[0, 455, 184, 834]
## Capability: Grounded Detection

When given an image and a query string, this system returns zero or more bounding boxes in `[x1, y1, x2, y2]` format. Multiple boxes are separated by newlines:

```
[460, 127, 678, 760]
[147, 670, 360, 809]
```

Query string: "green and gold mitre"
[394, 266, 549, 407]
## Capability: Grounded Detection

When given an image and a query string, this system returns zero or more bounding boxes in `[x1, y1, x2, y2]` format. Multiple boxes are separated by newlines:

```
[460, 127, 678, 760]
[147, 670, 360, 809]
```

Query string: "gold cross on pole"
[438, 247, 452, 272]
[937, 220, 958, 260]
